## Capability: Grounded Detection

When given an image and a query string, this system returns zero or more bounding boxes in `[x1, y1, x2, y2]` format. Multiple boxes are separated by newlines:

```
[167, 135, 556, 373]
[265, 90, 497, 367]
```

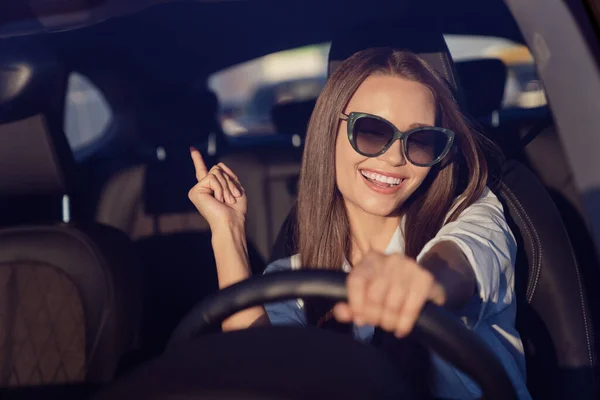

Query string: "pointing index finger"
[190, 146, 208, 181]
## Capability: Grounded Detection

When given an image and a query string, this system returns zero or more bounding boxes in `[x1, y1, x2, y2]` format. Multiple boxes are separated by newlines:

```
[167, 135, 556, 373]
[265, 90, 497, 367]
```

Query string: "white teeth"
[360, 170, 402, 185]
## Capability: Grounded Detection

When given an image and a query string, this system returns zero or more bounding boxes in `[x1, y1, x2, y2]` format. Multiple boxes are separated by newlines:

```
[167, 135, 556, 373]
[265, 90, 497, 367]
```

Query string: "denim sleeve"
[262, 257, 307, 327]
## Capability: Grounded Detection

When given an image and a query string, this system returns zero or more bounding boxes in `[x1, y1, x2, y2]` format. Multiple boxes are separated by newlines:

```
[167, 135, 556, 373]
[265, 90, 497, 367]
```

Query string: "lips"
[360, 170, 404, 186]
[359, 169, 406, 194]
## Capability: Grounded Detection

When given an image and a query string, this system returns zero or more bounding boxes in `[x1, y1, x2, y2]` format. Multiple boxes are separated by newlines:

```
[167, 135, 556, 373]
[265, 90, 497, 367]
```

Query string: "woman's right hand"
[188, 147, 247, 230]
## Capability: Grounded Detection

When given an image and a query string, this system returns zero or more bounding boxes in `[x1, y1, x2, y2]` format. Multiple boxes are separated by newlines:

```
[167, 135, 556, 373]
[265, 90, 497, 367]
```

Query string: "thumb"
[429, 282, 447, 306]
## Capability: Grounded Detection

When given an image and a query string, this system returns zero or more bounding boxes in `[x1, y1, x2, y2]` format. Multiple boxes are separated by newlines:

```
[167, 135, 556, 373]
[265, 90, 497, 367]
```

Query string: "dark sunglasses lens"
[354, 116, 395, 155]
[406, 129, 450, 165]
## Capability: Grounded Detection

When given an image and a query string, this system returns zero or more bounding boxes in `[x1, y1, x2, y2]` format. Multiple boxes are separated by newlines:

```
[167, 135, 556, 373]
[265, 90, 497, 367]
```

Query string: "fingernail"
[233, 187, 241, 197]
[396, 318, 411, 337]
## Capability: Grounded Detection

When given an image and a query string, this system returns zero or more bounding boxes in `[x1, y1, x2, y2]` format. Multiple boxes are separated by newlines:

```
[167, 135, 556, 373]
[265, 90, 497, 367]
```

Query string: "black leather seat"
[455, 58, 600, 366]
[0, 41, 143, 388]
[270, 23, 598, 399]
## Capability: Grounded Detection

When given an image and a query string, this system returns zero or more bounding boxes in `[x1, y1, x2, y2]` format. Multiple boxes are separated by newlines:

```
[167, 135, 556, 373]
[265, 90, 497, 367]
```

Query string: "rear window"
[209, 43, 329, 136]
[210, 36, 545, 136]
[445, 35, 547, 109]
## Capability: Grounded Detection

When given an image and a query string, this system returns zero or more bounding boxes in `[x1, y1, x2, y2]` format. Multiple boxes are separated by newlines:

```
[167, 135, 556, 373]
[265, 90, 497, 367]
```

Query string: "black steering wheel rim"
[169, 270, 517, 400]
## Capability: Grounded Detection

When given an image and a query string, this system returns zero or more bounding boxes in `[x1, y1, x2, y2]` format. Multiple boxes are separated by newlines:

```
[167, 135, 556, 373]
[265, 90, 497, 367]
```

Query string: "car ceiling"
[1, 0, 523, 88]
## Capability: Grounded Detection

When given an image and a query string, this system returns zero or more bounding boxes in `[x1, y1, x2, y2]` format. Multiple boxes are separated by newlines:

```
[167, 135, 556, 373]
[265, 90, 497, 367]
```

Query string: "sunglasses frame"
[340, 112, 456, 167]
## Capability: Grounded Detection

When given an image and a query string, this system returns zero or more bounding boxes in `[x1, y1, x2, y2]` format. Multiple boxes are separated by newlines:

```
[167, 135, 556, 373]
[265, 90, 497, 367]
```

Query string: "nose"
[377, 138, 406, 166]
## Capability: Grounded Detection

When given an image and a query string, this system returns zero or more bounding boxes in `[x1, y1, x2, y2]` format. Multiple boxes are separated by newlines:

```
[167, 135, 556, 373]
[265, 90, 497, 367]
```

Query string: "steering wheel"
[169, 270, 517, 400]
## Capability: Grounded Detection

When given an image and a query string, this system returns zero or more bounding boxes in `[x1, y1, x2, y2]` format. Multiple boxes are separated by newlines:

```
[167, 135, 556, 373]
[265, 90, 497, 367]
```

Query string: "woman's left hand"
[333, 251, 446, 338]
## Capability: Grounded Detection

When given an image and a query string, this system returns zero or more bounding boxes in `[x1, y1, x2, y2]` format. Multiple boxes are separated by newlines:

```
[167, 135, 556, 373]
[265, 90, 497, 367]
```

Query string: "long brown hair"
[296, 48, 493, 324]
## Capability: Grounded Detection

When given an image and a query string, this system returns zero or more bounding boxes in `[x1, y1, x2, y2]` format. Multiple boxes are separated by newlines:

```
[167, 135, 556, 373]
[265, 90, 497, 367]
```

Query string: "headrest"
[328, 23, 463, 102]
[455, 59, 507, 117]
[271, 99, 317, 136]
[141, 90, 225, 216]
[141, 90, 222, 147]
[0, 42, 74, 197]
[0, 115, 75, 197]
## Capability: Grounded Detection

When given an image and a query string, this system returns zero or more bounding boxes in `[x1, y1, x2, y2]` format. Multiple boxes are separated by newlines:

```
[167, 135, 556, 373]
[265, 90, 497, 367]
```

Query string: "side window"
[64, 72, 112, 152]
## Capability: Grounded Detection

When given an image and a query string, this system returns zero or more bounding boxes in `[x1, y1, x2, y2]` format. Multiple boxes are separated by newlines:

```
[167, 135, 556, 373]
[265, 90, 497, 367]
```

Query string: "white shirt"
[264, 187, 532, 399]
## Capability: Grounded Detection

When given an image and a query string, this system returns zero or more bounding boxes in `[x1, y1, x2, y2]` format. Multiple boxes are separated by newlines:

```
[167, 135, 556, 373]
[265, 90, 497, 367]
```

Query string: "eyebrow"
[407, 122, 435, 130]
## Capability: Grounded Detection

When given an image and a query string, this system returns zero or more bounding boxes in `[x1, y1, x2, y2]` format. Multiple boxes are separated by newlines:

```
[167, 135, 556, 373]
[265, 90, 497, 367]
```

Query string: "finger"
[210, 167, 235, 204]
[191, 147, 209, 181]
[216, 163, 243, 197]
[217, 163, 240, 182]
[225, 175, 242, 200]
[429, 283, 447, 306]
[333, 302, 353, 323]
[380, 275, 409, 332]
[394, 271, 434, 338]
[225, 174, 242, 199]
[206, 174, 225, 203]
[346, 266, 374, 326]
[361, 269, 391, 327]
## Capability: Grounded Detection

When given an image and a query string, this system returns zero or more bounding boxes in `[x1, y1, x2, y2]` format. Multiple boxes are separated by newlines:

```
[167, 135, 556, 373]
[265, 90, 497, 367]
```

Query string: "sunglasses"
[340, 112, 455, 167]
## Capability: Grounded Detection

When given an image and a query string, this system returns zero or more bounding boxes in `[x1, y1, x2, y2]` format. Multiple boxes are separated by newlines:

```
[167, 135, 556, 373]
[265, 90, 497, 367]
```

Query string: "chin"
[357, 197, 403, 217]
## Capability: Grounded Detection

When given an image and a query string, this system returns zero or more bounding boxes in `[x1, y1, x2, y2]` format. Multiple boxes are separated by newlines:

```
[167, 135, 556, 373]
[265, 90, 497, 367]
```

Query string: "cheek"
[409, 165, 432, 188]
[335, 131, 363, 188]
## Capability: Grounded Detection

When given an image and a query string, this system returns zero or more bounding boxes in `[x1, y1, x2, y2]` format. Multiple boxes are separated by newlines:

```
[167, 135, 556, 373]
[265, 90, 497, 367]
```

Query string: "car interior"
[1, 0, 600, 398]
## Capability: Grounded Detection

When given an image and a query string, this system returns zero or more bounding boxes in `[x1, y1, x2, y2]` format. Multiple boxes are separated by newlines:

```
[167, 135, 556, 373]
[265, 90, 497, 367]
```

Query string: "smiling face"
[335, 74, 437, 217]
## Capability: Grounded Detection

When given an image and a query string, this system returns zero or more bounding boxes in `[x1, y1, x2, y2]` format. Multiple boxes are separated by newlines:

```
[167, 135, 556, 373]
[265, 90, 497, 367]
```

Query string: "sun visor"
[0, 0, 167, 38]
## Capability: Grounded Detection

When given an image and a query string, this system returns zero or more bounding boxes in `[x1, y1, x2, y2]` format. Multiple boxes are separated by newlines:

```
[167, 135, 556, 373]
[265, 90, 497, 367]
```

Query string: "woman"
[188, 48, 531, 399]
